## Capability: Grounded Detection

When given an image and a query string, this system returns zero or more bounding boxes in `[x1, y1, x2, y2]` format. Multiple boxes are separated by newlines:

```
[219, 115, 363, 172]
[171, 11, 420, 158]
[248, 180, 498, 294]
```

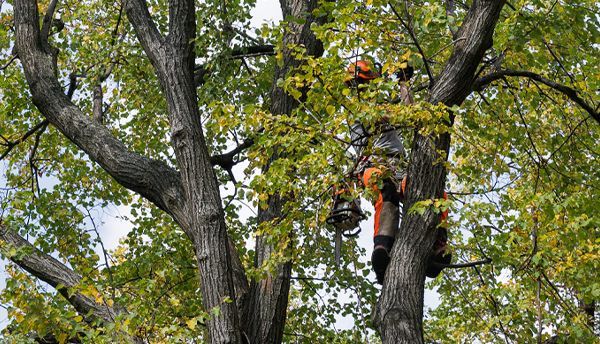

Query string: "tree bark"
[374, 1, 505, 343]
[241, 0, 325, 342]
[0, 224, 143, 343]
[15, 0, 246, 342]
[126, 0, 242, 342]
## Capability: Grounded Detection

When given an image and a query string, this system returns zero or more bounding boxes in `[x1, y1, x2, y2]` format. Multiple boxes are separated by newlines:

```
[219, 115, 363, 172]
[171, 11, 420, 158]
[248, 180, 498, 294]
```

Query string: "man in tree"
[346, 60, 450, 284]
[3, 0, 597, 342]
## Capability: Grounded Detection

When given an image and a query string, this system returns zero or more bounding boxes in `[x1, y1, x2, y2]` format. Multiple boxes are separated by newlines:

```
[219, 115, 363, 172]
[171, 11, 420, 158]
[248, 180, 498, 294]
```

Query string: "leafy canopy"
[1, 0, 598, 342]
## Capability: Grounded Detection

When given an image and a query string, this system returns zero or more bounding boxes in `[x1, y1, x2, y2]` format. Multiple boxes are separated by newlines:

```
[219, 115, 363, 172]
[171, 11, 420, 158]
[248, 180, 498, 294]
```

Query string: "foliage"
[1, 0, 598, 342]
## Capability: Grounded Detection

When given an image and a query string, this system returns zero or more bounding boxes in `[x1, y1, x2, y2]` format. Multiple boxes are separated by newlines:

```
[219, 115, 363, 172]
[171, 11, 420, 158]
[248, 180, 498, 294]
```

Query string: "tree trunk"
[15, 0, 244, 341]
[374, 1, 505, 342]
[241, 0, 325, 342]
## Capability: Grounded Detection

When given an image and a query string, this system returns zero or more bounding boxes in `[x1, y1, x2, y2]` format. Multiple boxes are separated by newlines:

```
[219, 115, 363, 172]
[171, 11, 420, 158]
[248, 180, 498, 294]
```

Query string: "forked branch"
[14, 0, 186, 220]
[473, 69, 599, 124]
[0, 119, 49, 161]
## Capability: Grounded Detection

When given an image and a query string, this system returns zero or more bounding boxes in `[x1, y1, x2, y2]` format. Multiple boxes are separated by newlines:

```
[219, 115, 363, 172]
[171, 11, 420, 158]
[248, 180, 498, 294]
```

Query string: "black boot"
[372, 235, 395, 284]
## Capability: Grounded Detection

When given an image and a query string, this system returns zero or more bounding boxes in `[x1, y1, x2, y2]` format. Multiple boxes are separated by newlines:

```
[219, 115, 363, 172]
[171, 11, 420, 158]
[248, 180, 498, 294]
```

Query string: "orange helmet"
[347, 60, 380, 83]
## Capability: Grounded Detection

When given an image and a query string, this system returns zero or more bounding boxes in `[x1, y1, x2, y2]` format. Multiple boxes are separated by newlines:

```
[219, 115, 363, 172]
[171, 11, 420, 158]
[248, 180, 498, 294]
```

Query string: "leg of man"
[363, 167, 400, 284]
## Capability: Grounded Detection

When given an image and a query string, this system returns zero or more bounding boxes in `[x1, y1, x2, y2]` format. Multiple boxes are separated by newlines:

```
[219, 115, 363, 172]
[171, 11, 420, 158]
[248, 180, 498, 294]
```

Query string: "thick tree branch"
[16, 1, 249, 343]
[242, 0, 326, 343]
[0, 224, 143, 343]
[40, 0, 58, 50]
[92, 9, 122, 125]
[123, 0, 165, 67]
[389, 2, 434, 88]
[376, 1, 506, 342]
[210, 138, 254, 169]
[0, 225, 117, 323]
[127, 0, 246, 342]
[167, 0, 194, 50]
[14, 0, 185, 222]
[473, 69, 599, 123]
[430, 0, 506, 106]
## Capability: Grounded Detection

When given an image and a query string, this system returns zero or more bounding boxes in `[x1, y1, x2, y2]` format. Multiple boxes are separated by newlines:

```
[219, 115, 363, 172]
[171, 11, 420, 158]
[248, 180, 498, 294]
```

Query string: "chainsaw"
[325, 184, 366, 266]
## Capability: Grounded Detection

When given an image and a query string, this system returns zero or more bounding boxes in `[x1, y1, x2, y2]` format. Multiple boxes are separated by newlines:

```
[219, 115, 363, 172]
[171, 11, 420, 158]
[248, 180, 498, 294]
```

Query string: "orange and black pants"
[361, 166, 448, 247]
[361, 167, 401, 249]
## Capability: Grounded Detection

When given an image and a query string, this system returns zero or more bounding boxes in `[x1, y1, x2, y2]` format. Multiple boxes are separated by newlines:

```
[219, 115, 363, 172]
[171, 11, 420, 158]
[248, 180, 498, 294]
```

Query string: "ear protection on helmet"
[347, 60, 380, 83]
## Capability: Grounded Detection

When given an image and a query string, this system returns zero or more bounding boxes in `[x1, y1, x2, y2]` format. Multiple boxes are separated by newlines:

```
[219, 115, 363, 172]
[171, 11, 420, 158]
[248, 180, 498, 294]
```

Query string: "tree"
[1, 0, 598, 343]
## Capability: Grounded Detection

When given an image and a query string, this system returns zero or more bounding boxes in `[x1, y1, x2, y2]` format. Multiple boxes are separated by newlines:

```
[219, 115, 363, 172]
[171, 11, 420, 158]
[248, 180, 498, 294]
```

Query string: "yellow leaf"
[169, 297, 181, 307]
[326, 105, 336, 116]
[186, 317, 197, 330]
[401, 51, 411, 61]
[74, 315, 83, 322]
[57, 333, 68, 344]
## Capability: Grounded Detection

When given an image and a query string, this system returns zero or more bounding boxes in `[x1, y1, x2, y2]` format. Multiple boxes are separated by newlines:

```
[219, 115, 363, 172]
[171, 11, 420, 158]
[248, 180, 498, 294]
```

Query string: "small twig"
[28, 121, 48, 196]
[223, 181, 238, 211]
[429, 37, 466, 59]
[0, 55, 18, 71]
[290, 276, 331, 282]
[0, 120, 50, 161]
[233, 27, 262, 45]
[448, 174, 520, 196]
[537, 276, 543, 344]
[547, 115, 590, 161]
[473, 265, 513, 344]
[110, 1, 124, 46]
[389, 2, 434, 88]
[84, 207, 115, 298]
[445, 276, 506, 342]
[542, 38, 576, 85]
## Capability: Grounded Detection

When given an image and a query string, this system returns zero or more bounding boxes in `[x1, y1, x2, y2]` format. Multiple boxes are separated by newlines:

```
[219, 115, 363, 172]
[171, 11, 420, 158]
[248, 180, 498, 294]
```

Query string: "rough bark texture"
[0, 225, 143, 344]
[126, 0, 241, 342]
[14, 0, 245, 342]
[241, 0, 325, 343]
[0, 225, 118, 323]
[374, 1, 506, 343]
[13, 0, 185, 220]
[11, 0, 509, 342]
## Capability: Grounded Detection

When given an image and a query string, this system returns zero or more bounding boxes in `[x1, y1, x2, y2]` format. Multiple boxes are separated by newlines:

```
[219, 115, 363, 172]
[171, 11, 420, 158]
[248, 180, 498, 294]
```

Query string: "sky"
[0, 0, 442, 336]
